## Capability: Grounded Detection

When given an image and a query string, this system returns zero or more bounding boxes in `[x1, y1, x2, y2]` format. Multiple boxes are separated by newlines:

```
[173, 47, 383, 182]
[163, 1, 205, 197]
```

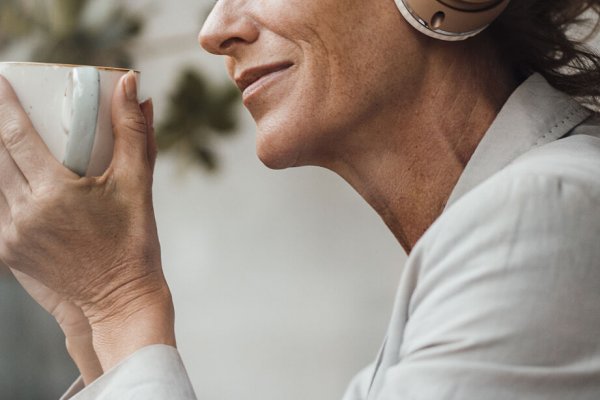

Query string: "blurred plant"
[0, 0, 142, 67]
[158, 69, 239, 171]
[0, 0, 240, 171]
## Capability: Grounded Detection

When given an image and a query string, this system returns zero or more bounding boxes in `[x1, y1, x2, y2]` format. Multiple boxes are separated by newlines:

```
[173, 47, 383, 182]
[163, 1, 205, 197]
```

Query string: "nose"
[199, 2, 259, 55]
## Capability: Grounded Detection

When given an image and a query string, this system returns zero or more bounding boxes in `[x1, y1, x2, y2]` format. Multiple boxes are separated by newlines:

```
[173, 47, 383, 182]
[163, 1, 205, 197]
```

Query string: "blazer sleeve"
[60, 345, 197, 399]
[376, 168, 600, 399]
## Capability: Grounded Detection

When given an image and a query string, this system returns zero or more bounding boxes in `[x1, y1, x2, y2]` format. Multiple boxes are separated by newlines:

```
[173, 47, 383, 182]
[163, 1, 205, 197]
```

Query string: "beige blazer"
[63, 73, 600, 399]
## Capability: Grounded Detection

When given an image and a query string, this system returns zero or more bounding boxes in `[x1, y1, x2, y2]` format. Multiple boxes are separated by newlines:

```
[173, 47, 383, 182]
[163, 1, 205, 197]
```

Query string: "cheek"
[251, 43, 385, 168]
[252, 0, 425, 168]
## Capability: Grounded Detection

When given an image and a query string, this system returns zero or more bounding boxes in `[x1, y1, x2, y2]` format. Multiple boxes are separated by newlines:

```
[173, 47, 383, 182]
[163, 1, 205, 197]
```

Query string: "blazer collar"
[444, 73, 593, 210]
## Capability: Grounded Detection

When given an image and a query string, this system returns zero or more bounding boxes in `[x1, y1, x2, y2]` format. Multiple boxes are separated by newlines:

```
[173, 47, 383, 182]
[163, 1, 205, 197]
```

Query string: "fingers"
[0, 76, 62, 188]
[140, 98, 158, 173]
[0, 131, 29, 209]
[110, 72, 151, 178]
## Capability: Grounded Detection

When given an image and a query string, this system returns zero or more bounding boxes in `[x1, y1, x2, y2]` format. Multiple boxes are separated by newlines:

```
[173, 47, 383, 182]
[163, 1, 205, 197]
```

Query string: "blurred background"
[0, 1, 404, 399]
[2, 1, 598, 400]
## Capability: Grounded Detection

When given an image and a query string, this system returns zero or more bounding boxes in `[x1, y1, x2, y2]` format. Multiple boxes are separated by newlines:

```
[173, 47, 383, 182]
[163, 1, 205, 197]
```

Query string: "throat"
[331, 91, 505, 254]
[323, 39, 518, 253]
[355, 150, 467, 253]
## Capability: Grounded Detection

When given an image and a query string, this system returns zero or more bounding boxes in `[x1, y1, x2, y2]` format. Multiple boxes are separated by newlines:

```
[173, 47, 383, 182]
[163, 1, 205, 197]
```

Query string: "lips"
[235, 62, 294, 95]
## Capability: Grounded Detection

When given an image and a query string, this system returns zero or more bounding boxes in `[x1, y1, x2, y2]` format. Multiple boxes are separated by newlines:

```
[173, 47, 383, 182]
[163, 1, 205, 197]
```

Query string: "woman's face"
[199, 0, 426, 169]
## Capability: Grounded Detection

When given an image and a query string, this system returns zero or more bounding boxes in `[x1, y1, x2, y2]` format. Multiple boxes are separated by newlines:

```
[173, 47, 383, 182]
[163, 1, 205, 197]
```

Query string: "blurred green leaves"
[0, 0, 142, 67]
[158, 69, 239, 171]
[0, 0, 35, 48]
[0, 0, 240, 172]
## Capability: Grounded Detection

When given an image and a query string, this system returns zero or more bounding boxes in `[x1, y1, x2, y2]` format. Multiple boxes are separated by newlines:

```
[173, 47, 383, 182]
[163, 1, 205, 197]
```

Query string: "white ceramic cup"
[0, 62, 140, 176]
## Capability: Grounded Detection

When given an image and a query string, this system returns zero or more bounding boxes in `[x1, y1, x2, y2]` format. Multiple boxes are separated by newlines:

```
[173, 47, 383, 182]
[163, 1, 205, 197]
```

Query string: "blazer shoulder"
[417, 121, 600, 275]
[507, 130, 600, 191]
[411, 136, 600, 323]
[400, 159, 600, 400]
[424, 143, 600, 267]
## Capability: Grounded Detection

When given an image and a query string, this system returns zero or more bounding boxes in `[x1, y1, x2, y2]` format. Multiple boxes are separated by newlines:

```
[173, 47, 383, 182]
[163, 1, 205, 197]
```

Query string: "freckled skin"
[201, 0, 427, 170]
[200, 0, 516, 250]
[0, 0, 519, 382]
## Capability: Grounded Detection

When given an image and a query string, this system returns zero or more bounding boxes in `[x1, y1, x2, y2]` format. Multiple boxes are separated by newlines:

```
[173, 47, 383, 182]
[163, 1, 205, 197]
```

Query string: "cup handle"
[62, 67, 100, 176]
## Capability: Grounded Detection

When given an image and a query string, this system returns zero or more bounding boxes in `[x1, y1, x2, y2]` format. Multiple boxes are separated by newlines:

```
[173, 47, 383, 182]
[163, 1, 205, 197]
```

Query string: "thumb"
[140, 98, 158, 173]
[110, 71, 150, 176]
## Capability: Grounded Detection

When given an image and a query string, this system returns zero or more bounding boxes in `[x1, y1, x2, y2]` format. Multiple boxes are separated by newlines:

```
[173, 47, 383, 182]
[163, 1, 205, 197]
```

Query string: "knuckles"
[0, 90, 160, 300]
[115, 113, 148, 137]
[0, 116, 27, 151]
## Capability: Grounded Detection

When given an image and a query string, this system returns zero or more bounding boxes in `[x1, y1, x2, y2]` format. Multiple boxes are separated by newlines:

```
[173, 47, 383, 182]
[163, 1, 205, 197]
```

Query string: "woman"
[0, 0, 599, 399]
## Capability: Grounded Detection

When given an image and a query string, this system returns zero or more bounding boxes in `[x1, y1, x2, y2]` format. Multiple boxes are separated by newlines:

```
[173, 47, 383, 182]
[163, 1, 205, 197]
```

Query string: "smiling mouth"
[235, 62, 294, 95]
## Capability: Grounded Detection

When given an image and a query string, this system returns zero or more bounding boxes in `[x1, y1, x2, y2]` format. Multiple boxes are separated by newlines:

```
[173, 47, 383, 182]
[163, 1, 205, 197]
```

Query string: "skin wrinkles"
[207, 0, 403, 165]
[256, 23, 333, 169]
[275, 30, 335, 167]
[0, 137, 31, 195]
[0, 0, 525, 386]
[288, 27, 332, 168]
[201, 0, 518, 251]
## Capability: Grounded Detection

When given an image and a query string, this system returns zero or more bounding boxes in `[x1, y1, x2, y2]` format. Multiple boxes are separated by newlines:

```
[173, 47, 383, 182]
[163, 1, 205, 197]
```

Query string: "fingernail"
[124, 71, 138, 101]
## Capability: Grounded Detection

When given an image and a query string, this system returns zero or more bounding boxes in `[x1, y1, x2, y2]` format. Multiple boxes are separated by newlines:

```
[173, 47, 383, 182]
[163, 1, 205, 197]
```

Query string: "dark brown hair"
[491, 1, 600, 106]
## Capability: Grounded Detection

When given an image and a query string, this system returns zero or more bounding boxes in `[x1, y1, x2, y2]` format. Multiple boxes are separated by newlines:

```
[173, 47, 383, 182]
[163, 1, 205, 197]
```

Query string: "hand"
[0, 72, 175, 371]
[11, 269, 103, 384]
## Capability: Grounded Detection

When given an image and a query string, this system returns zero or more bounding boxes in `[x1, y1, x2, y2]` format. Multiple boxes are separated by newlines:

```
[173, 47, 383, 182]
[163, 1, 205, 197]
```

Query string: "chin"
[250, 94, 323, 170]
[255, 126, 300, 170]
[254, 104, 325, 170]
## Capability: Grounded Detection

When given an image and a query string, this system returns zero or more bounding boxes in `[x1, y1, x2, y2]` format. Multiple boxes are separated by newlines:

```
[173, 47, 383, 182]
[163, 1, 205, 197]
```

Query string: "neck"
[323, 37, 517, 253]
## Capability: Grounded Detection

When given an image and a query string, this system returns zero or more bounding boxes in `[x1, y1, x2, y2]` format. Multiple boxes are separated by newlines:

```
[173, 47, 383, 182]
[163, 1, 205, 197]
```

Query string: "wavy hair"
[491, 1, 600, 106]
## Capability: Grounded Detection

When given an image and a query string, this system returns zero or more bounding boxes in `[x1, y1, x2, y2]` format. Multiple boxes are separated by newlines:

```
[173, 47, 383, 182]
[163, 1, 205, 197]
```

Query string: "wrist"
[82, 275, 176, 371]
